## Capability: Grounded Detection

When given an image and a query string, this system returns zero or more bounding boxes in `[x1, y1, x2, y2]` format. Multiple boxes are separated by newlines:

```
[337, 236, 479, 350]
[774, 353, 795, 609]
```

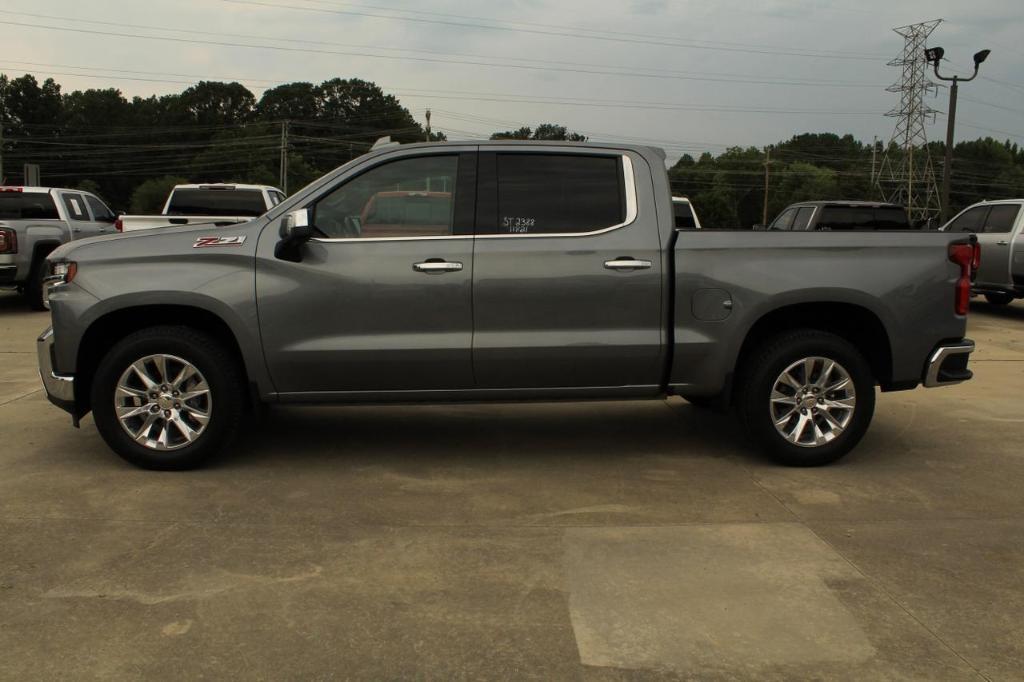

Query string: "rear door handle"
[996, 240, 1010, 246]
[604, 258, 652, 271]
[413, 259, 463, 273]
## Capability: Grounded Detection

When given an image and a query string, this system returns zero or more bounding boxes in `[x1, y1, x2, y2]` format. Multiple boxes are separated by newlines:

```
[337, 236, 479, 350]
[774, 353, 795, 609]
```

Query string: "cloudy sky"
[1, 0, 1022, 161]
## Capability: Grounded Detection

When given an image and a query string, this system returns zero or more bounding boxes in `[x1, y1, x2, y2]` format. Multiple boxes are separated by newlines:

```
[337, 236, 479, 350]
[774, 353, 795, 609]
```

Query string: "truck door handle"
[604, 258, 652, 270]
[413, 259, 463, 273]
[996, 240, 1010, 246]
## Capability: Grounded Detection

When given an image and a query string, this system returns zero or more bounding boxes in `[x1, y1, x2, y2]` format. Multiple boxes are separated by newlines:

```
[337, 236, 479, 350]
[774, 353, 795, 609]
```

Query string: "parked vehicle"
[39, 141, 977, 470]
[672, 197, 702, 229]
[940, 199, 1023, 305]
[116, 183, 285, 232]
[767, 201, 911, 231]
[0, 186, 118, 310]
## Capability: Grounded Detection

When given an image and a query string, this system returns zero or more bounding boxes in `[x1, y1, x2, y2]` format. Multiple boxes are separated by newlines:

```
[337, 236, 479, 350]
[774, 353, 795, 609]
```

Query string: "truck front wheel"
[736, 330, 876, 466]
[90, 326, 245, 470]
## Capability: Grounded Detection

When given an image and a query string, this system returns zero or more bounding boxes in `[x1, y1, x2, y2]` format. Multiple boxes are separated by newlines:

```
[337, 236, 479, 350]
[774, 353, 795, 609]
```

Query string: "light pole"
[925, 46, 990, 224]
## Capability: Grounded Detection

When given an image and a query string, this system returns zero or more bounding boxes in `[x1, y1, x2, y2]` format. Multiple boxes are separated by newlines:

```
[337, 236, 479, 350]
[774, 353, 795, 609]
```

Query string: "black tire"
[90, 326, 245, 470]
[25, 258, 48, 311]
[984, 293, 1014, 306]
[736, 329, 876, 467]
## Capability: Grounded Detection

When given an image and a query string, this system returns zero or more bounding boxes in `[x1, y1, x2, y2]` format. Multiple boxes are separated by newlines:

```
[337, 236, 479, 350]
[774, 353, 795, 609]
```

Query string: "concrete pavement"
[1, 290, 1022, 680]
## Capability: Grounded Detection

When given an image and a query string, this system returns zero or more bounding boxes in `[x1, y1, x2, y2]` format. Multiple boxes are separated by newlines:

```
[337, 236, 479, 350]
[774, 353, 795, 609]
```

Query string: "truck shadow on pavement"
[219, 400, 754, 470]
[972, 300, 1024, 321]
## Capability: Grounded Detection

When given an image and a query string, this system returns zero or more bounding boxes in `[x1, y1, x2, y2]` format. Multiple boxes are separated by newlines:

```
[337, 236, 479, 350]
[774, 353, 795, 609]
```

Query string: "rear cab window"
[484, 153, 625, 235]
[673, 201, 696, 229]
[0, 190, 60, 220]
[166, 188, 268, 217]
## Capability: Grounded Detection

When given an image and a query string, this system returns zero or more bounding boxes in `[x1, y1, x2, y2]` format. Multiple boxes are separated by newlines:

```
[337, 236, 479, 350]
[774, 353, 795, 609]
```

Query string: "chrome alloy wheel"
[770, 356, 856, 448]
[114, 354, 212, 451]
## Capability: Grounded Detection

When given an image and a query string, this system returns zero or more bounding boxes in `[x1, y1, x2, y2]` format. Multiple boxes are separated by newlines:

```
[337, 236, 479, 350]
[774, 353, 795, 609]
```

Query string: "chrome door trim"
[309, 154, 639, 244]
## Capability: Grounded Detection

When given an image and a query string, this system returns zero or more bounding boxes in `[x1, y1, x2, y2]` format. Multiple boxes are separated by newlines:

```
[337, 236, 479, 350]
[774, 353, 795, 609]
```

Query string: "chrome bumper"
[923, 339, 975, 388]
[37, 327, 77, 415]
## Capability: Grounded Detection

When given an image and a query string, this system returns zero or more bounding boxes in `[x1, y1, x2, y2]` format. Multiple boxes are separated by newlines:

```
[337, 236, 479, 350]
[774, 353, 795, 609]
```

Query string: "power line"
[219, 0, 888, 61]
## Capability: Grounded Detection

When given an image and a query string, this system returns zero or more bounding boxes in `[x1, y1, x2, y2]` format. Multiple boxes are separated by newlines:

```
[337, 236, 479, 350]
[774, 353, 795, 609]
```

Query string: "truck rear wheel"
[90, 326, 245, 470]
[736, 330, 875, 466]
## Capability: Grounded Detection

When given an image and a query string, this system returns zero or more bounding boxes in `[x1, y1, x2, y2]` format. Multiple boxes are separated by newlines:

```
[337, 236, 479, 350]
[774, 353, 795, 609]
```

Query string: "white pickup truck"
[116, 184, 286, 232]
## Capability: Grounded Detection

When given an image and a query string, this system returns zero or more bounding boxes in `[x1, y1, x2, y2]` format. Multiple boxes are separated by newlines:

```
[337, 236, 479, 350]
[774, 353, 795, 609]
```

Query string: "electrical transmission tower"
[875, 19, 943, 226]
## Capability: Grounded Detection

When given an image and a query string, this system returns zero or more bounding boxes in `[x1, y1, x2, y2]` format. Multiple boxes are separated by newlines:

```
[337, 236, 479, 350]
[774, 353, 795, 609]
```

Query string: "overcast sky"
[1, 0, 1022, 162]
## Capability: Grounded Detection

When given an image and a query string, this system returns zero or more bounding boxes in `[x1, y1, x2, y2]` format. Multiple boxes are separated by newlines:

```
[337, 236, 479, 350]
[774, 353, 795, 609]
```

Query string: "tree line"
[2, 73, 1022, 223]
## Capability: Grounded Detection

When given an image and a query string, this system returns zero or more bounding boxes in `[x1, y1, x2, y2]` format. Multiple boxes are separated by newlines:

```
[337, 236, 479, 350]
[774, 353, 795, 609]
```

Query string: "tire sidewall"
[91, 328, 240, 470]
[741, 333, 876, 466]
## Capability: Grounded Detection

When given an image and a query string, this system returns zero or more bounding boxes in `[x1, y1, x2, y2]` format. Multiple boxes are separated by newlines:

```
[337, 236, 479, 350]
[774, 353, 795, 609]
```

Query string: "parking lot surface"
[2, 290, 1023, 680]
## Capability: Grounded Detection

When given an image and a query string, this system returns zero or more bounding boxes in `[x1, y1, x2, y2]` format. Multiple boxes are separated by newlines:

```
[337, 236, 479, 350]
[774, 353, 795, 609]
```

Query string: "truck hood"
[48, 219, 267, 263]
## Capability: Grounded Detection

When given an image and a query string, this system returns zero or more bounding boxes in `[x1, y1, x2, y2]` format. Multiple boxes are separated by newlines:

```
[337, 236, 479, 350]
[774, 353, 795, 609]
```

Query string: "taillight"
[0, 228, 16, 254]
[948, 242, 975, 316]
[114, 217, 123, 232]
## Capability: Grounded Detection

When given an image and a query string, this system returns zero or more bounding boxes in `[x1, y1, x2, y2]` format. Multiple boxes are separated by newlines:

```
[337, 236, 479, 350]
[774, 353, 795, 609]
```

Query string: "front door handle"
[413, 259, 464, 273]
[996, 240, 1010, 246]
[604, 257, 652, 271]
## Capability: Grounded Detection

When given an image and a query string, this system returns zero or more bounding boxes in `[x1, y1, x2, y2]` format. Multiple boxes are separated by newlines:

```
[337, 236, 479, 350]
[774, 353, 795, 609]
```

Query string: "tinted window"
[818, 206, 877, 230]
[491, 154, 624, 234]
[985, 205, 1020, 234]
[674, 202, 696, 229]
[947, 206, 988, 233]
[85, 195, 115, 222]
[313, 155, 457, 239]
[0, 192, 59, 220]
[61, 193, 88, 221]
[873, 207, 909, 229]
[268, 191, 285, 206]
[166, 189, 267, 217]
[769, 208, 797, 230]
[792, 206, 815, 231]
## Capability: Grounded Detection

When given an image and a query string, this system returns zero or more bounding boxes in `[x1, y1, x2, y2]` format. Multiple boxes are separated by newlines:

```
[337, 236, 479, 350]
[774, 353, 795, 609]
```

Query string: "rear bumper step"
[923, 339, 975, 388]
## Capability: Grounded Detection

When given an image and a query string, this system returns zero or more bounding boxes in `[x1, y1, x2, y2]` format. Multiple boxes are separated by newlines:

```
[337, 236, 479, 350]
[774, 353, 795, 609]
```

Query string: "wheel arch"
[74, 304, 256, 416]
[730, 301, 894, 403]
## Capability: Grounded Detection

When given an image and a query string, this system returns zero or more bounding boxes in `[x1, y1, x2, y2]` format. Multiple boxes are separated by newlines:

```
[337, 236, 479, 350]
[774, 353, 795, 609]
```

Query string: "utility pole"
[924, 45, 990, 223]
[279, 120, 289, 195]
[762, 147, 771, 226]
[870, 135, 878, 185]
[425, 108, 432, 142]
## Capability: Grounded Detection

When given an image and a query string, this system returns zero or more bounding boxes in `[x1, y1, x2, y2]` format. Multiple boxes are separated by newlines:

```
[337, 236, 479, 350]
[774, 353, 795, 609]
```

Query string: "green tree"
[129, 176, 187, 213]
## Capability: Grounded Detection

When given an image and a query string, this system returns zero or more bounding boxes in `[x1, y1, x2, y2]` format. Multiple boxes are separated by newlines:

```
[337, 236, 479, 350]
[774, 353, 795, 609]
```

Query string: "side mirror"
[752, 224, 766, 231]
[275, 208, 314, 262]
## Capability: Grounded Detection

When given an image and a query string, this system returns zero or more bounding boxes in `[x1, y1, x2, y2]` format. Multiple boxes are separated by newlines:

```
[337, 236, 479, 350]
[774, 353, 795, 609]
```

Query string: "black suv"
[768, 201, 911, 231]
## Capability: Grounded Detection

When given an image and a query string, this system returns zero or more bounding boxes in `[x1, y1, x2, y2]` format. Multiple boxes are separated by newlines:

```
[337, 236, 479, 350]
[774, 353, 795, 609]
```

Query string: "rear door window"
[61, 193, 89, 221]
[166, 189, 268, 217]
[0, 191, 60, 220]
[984, 205, 1020, 234]
[487, 154, 625, 234]
[947, 206, 989, 233]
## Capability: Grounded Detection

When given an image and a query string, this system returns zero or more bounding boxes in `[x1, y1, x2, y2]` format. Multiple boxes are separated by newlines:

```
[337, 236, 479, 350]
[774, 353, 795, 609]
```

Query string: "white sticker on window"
[502, 216, 536, 233]
[69, 197, 83, 217]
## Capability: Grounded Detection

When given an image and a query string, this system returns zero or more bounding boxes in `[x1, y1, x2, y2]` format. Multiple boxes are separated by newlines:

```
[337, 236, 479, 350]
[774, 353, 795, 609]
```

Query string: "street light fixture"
[926, 45, 991, 223]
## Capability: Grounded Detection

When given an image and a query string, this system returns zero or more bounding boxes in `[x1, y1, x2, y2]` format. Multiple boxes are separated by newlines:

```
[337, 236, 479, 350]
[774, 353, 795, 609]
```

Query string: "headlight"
[43, 261, 77, 310]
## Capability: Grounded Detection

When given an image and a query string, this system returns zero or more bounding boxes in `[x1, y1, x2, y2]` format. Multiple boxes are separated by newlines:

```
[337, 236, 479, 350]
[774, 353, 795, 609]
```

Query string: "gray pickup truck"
[39, 141, 978, 470]
[0, 186, 118, 309]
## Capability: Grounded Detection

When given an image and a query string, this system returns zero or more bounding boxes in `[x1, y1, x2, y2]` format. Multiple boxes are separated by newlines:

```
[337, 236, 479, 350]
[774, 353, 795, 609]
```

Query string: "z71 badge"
[193, 235, 247, 248]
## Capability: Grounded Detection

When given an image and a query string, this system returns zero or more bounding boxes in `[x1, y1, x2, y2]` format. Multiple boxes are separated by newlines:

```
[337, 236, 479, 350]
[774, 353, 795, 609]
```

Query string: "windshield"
[166, 189, 266, 217]
[0, 192, 60, 220]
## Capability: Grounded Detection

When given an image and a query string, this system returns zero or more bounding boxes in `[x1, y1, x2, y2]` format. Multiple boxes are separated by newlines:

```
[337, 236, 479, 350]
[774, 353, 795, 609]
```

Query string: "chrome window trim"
[310, 154, 638, 244]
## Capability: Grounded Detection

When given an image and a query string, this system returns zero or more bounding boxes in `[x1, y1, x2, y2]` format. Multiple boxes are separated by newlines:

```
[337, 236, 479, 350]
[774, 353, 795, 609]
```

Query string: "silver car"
[942, 200, 1023, 305]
